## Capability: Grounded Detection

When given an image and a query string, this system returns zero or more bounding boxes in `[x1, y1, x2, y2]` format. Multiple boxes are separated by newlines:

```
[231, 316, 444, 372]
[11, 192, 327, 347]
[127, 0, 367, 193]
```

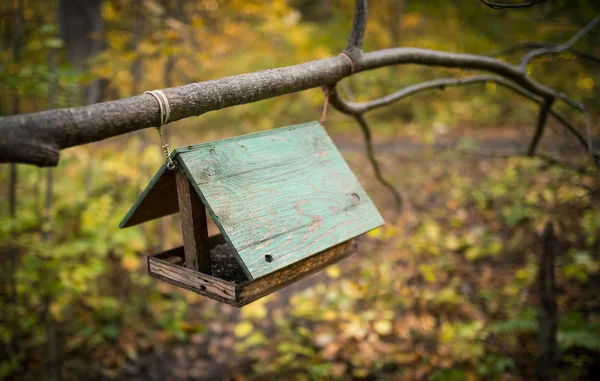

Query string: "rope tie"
[320, 86, 334, 125]
[339, 52, 355, 74]
[145, 90, 175, 170]
[320, 53, 355, 125]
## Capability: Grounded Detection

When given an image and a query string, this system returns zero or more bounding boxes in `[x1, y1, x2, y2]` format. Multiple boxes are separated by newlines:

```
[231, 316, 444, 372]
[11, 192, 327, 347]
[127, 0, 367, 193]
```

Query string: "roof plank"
[178, 122, 383, 279]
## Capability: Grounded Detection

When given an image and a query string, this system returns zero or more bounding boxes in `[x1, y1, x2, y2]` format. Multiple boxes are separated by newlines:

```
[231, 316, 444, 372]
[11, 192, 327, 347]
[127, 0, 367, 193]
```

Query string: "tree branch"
[489, 41, 547, 57]
[520, 14, 600, 71]
[527, 98, 553, 156]
[329, 75, 589, 156]
[344, 0, 368, 58]
[353, 113, 403, 211]
[490, 42, 600, 65]
[436, 145, 594, 176]
[569, 49, 600, 65]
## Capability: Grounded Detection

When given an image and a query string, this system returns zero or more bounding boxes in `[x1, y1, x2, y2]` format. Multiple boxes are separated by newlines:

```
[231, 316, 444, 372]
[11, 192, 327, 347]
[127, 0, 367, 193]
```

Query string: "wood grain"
[175, 170, 211, 273]
[177, 122, 383, 279]
[148, 254, 237, 303]
[236, 238, 357, 306]
[146, 238, 357, 308]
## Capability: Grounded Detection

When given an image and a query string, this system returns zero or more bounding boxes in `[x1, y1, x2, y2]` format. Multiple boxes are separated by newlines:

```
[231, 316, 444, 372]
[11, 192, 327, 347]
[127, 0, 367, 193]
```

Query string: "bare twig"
[353, 114, 403, 211]
[490, 42, 600, 65]
[536, 153, 592, 176]
[520, 14, 600, 71]
[437, 144, 593, 176]
[479, 0, 549, 10]
[569, 49, 600, 65]
[489, 41, 547, 57]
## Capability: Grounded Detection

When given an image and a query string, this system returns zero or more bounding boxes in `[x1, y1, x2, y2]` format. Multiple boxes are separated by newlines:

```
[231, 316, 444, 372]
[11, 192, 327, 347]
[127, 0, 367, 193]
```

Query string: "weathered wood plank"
[178, 122, 383, 279]
[175, 170, 211, 273]
[236, 238, 357, 306]
[148, 256, 237, 303]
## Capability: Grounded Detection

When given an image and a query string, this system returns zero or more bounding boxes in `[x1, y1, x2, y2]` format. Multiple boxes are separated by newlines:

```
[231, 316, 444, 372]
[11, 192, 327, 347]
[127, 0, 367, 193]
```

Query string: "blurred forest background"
[1, 0, 600, 380]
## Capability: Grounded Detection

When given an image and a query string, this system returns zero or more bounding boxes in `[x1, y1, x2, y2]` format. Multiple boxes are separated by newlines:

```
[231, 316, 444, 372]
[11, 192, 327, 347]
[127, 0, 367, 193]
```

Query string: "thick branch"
[344, 0, 367, 57]
[360, 48, 557, 99]
[0, 47, 575, 166]
[520, 15, 600, 71]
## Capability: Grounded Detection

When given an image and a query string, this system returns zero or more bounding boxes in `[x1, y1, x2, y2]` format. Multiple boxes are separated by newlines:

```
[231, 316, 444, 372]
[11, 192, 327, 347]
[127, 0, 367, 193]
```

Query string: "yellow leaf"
[323, 310, 337, 321]
[234, 321, 253, 338]
[367, 227, 382, 239]
[242, 301, 267, 320]
[121, 256, 141, 271]
[326, 265, 341, 279]
[577, 77, 594, 90]
[50, 301, 63, 321]
[373, 320, 392, 335]
[445, 234, 461, 251]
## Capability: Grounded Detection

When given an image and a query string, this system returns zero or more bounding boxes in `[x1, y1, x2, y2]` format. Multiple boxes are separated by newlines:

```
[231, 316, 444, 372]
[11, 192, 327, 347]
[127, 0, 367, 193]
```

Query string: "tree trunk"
[58, 0, 107, 105]
[536, 221, 558, 381]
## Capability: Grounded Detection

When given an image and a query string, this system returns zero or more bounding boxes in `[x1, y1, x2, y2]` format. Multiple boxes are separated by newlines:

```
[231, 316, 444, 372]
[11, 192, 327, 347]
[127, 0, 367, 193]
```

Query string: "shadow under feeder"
[120, 122, 383, 307]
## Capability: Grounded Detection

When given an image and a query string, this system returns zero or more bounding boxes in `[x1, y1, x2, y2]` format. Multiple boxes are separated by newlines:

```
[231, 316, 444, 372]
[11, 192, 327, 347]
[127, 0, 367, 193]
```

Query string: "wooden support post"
[175, 170, 211, 274]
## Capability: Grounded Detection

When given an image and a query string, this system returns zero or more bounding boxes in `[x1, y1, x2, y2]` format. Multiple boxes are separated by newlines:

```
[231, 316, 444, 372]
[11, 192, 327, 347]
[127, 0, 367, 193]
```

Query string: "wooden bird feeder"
[120, 122, 383, 307]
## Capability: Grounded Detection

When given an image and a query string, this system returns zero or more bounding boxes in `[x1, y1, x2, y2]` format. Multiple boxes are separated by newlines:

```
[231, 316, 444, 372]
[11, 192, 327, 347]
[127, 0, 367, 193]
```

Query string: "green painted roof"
[120, 121, 384, 280]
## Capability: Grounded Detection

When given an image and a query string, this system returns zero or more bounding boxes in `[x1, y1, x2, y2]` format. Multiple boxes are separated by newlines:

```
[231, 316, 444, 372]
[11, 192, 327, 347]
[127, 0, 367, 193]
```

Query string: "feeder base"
[147, 235, 357, 307]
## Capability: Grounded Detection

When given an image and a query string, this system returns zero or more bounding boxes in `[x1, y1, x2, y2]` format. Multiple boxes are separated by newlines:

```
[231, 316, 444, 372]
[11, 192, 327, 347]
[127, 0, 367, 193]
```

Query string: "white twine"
[145, 90, 175, 169]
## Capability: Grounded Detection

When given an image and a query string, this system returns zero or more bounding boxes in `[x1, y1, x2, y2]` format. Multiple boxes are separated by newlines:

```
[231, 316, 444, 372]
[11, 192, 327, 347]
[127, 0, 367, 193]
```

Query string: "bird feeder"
[120, 121, 383, 307]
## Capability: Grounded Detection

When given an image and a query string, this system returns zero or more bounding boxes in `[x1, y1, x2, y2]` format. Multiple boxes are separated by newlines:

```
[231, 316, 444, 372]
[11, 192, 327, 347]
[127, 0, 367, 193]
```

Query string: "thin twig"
[437, 144, 593, 176]
[488, 41, 547, 57]
[490, 42, 600, 65]
[569, 49, 600, 65]
[353, 114, 403, 211]
[520, 14, 600, 71]
[479, 0, 549, 9]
